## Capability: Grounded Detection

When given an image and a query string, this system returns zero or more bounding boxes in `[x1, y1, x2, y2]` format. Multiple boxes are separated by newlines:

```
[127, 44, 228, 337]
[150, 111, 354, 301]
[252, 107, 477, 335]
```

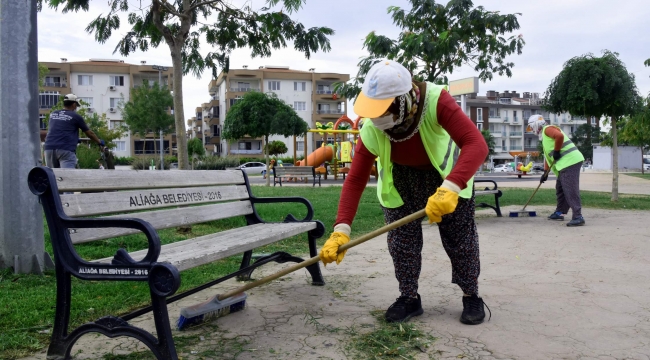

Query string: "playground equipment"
[291, 115, 376, 181]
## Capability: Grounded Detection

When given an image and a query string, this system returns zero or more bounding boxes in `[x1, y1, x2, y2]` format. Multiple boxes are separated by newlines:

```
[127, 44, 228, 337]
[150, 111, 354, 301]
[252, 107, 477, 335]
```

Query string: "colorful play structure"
[291, 115, 377, 181]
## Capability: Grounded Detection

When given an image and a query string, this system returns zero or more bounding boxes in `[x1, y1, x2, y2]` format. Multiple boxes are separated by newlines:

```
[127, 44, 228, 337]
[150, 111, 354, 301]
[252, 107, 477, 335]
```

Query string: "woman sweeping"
[320, 60, 489, 324]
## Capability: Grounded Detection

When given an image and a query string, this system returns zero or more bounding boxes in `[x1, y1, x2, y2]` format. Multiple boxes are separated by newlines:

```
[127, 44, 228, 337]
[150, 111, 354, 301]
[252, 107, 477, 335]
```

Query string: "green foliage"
[121, 80, 174, 137]
[187, 138, 206, 159]
[543, 51, 639, 119]
[223, 92, 308, 140]
[44, 0, 334, 169]
[335, 0, 525, 99]
[264, 140, 288, 157]
[570, 124, 602, 160]
[481, 130, 496, 160]
[114, 156, 134, 165]
[194, 156, 240, 170]
[38, 63, 49, 90]
[76, 144, 101, 169]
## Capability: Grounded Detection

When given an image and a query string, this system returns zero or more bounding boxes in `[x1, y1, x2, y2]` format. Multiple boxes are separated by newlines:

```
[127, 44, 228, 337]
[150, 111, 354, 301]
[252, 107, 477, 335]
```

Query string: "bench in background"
[273, 166, 321, 187]
[474, 179, 503, 217]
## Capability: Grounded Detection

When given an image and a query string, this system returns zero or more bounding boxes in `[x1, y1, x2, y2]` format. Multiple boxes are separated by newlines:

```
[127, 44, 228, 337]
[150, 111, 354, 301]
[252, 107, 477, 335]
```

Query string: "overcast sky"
[38, 0, 650, 123]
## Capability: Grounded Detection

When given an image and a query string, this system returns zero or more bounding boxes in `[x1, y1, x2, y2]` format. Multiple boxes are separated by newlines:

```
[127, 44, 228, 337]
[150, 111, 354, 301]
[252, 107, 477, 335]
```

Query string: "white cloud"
[38, 0, 650, 123]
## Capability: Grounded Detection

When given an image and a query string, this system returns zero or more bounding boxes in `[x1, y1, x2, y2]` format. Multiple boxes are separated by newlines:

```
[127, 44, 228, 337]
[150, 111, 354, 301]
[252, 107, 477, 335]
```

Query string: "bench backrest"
[48, 169, 254, 244]
[273, 166, 314, 177]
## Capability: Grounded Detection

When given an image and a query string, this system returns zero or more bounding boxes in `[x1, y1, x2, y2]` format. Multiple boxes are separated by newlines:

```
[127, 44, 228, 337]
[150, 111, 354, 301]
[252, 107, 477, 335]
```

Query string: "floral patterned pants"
[382, 164, 480, 297]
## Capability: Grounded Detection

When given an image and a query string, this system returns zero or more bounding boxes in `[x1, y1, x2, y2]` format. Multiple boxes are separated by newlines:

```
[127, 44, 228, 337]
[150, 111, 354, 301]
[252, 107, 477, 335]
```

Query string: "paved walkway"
[24, 206, 650, 359]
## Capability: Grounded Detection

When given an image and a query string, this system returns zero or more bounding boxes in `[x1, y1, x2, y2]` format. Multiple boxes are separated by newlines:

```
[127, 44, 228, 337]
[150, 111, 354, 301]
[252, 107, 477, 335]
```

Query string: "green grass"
[2, 186, 649, 358]
[625, 173, 650, 180]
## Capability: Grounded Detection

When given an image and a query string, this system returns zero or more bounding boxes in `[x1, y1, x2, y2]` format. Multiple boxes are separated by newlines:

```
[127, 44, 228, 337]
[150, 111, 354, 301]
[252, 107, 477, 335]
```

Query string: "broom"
[509, 159, 554, 218]
[177, 209, 427, 330]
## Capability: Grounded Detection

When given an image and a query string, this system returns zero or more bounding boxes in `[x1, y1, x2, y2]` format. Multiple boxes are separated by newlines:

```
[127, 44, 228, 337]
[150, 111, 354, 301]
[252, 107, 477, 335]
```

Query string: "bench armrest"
[249, 196, 315, 223]
[474, 179, 499, 191]
[62, 217, 162, 266]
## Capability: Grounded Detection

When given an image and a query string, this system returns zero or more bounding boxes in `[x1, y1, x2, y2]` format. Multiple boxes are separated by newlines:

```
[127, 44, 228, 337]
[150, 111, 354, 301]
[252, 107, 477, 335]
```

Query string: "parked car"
[235, 162, 266, 175]
[532, 163, 544, 172]
[643, 158, 650, 171]
[493, 164, 513, 172]
[169, 162, 179, 170]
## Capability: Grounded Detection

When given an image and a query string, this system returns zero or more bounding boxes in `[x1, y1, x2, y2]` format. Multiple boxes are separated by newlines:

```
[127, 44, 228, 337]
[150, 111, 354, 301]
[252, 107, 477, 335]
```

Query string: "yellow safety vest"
[541, 126, 585, 176]
[360, 83, 474, 208]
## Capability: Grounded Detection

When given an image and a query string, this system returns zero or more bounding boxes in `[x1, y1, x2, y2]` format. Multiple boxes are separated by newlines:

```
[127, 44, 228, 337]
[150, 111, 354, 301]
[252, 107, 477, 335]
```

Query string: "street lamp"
[152, 65, 168, 170]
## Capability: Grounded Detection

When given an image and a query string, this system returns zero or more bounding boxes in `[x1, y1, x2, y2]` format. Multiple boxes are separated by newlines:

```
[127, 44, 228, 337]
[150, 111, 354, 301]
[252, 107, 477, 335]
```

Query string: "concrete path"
[24, 206, 650, 359]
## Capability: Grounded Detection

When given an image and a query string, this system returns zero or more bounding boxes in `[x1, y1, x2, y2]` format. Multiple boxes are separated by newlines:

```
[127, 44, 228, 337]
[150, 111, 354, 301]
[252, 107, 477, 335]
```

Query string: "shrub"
[114, 156, 134, 165]
[195, 156, 240, 170]
[76, 145, 101, 169]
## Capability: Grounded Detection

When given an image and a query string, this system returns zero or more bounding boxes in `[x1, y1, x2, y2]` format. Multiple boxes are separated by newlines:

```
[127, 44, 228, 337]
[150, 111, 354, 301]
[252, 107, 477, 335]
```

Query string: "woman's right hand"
[319, 224, 351, 265]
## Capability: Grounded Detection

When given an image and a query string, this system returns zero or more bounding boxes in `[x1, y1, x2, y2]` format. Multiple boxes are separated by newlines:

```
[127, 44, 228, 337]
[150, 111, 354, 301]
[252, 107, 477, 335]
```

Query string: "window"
[477, 123, 483, 130]
[501, 139, 506, 148]
[110, 76, 125, 86]
[109, 120, 125, 129]
[109, 98, 122, 108]
[513, 110, 518, 122]
[78, 75, 93, 86]
[523, 110, 531, 119]
[230, 96, 243, 106]
[268, 81, 281, 91]
[239, 142, 252, 150]
[297, 141, 304, 151]
[44, 76, 62, 87]
[489, 107, 500, 118]
[39, 114, 47, 130]
[526, 138, 532, 147]
[317, 85, 331, 94]
[78, 97, 93, 108]
[327, 136, 334, 144]
[113, 141, 126, 152]
[212, 125, 220, 136]
[237, 82, 250, 91]
[318, 104, 330, 113]
[39, 91, 60, 109]
[294, 101, 306, 111]
[477, 108, 483, 122]
[294, 82, 306, 91]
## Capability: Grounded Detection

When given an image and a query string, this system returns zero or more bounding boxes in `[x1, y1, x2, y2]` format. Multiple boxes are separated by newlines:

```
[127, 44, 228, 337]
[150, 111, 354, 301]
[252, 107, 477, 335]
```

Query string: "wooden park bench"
[273, 166, 321, 187]
[27, 167, 326, 360]
[474, 179, 503, 217]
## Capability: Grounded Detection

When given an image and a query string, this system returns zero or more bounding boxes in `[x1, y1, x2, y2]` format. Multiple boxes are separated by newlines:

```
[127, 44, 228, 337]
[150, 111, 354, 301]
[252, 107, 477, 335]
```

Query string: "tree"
[43, 0, 333, 170]
[38, 63, 49, 90]
[543, 51, 639, 201]
[223, 91, 307, 186]
[121, 80, 175, 158]
[602, 98, 650, 174]
[570, 124, 602, 160]
[480, 130, 495, 161]
[265, 140, 288, 157]
[335, 0, 525, 98]
[187, 137, 205, 169]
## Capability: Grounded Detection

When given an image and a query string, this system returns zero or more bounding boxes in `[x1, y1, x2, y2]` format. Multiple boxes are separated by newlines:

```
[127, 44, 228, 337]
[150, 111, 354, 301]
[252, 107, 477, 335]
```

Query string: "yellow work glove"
[425, 180, 460, 223]
[319, 224, 351, 266]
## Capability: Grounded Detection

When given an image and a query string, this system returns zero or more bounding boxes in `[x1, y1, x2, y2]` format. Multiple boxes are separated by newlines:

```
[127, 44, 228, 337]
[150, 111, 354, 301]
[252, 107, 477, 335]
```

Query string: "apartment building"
[39, 59, 174, 158]
[188, 65, 350, 158]
[459, 90, 595, 161]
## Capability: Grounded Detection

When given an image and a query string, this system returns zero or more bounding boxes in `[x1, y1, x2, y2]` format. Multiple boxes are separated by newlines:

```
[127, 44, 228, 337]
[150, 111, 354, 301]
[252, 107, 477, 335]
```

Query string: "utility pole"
[152, 65, 168, 170]
[0, 0, 47, 274]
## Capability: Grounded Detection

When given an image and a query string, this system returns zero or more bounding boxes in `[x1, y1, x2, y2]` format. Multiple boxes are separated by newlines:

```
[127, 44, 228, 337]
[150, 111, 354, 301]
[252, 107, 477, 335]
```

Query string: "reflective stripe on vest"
[542, 126, 585, 176]
[360, 83, 474, 208]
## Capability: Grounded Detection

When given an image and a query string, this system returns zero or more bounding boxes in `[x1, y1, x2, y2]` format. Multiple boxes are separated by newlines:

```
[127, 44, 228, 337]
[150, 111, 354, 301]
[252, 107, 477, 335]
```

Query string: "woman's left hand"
[425, 180, 460, 223]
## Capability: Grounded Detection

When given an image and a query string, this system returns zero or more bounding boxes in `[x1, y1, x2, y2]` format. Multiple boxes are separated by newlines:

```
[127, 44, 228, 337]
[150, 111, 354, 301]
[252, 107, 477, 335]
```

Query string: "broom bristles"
[177, 292, 247, 330]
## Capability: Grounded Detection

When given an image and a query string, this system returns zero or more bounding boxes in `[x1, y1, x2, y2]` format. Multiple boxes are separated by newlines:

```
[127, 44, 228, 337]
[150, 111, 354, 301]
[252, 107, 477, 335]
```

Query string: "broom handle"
[217, 209, 427, 301]
[522, 159, 554, 211]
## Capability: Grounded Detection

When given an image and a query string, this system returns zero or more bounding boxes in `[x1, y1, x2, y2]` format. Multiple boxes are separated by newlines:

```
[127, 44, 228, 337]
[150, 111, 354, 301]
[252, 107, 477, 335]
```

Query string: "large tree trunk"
[611, 116, 619, 201]
[265, 135, 270, 187]
[170, 44, 189, 170]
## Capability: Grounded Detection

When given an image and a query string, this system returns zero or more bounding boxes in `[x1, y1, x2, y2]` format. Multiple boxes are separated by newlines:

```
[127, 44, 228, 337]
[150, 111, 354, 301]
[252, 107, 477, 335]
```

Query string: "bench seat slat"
[52, 169, 245, 192]
[70, 201, 254, 244]
[61, 185, 250, 217]
[93, 222, 317, 271]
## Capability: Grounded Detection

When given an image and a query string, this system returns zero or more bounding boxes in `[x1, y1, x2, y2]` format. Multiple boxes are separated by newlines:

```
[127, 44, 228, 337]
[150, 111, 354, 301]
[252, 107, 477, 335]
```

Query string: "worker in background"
[528, 115, 585, 226]
[44, 94, 104, 168]
[320, 60, 489, 325]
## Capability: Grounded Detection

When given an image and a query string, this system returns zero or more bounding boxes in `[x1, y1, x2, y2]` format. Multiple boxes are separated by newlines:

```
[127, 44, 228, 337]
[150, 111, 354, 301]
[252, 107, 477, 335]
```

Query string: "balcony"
[490, 131, 504, 137]
[509, 145, 523, 151]
[230, 149, 263, 155]
[512, 116, 519, 122]
[316, 90, 334, 95]
[509, 132, 523, 137]
[43, 82, 67, 88]
[503, 117, 509, 122]
[316, 109, 344, 115]
[229, 87, 258, 92]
